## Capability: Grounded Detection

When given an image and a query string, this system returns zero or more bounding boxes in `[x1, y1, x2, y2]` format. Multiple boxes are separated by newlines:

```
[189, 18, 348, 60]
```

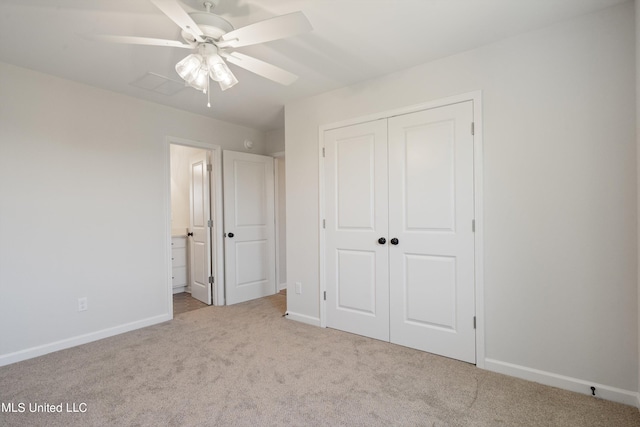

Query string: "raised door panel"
[336, 249, 377, 314]
[336, 135, 376, 230]
[404, 121, 456, 231]
[404, 254, 456, 330]
[234, 161, 267, 227]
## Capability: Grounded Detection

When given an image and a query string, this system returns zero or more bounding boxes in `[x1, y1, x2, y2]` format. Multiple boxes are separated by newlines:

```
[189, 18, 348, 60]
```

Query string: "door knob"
[378, 237, 386, 244]
[390, 238, 399, 245]
[227, 232, 235, 238]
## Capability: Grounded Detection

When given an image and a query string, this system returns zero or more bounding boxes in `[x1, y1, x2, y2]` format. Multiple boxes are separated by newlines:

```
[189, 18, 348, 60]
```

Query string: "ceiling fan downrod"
[203, 1, 216, 13]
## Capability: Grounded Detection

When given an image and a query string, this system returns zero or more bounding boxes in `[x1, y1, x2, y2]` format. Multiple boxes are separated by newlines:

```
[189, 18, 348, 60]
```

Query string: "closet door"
[324, 120, 390, 341]
[388, 101, 476, 363]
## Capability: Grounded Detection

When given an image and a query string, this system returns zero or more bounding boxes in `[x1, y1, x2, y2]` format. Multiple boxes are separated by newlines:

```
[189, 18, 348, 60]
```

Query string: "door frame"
[317, 91, 485, 367]
[165, 136, 225, 308]
[271, 151, 286, 292]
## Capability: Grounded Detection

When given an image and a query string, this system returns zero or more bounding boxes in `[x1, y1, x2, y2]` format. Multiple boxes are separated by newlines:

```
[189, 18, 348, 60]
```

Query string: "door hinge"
[322, 219, 326, 229]
[209, 276, 214, 284]
[322, 147, 325, 157]
[471, 122, 475, 136]
[472, 219, 475, 232]
[207, 163, 212, 172]
[207, 219, 213, 228]
[473, 316, 476, 329]
[323, 291, 326, 301]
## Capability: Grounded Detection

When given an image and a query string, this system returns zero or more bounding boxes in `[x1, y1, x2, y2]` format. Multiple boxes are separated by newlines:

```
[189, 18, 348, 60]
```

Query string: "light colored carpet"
[1, 293, 638, 426]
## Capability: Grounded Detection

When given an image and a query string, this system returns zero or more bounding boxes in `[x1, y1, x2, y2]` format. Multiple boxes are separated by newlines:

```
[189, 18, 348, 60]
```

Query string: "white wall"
[0, 62, 264, 363]
[265, 128, 285, 154]
[285, 2, 637, 402]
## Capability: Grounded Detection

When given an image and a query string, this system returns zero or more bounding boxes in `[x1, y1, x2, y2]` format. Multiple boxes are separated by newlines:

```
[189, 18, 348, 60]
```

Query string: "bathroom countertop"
[171, 229, 188, 238]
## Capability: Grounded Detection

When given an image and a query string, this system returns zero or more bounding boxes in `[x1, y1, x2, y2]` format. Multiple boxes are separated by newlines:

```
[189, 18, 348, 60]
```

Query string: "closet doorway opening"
[168, 139, 224, 314]
[319, 92, 485, 365]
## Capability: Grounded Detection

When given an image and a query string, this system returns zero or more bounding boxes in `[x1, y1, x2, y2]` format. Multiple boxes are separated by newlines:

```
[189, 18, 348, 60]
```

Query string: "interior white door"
[223, 150, 276, 305]
[388, 101, 476, 363]
[189, 151, 212, 305]
[324, 120, 390, 341]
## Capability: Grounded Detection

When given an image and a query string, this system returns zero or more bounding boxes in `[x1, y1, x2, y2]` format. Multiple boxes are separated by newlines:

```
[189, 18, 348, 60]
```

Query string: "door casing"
[318, 91, 485, 367]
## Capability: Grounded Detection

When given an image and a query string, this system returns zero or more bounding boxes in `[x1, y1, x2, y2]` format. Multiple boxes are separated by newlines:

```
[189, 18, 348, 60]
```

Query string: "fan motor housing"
[181, 12, 234, 42]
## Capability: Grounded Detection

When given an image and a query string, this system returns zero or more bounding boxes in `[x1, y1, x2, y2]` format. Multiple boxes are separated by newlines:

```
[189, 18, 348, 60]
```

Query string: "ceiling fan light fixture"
[175, 53, 203, 83]
[208, 56, 227, 82]
[188, 67, 209, 92]
[208, 57, 238, 90]
[91, 1, 312, 108]
[217, 69, 238, 91]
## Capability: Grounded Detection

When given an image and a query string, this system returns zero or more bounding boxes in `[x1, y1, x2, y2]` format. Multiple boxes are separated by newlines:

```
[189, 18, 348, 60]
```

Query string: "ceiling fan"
[90, 0, 312, 106]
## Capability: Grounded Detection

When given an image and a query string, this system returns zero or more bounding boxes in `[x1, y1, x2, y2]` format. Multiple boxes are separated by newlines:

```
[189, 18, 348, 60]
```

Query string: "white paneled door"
[324, 101, 476, 363]
[388, 102, 475, 363]
[189, 151, 212, 305]
[223, 151, 276, 305]
[324, 120, 390, 341]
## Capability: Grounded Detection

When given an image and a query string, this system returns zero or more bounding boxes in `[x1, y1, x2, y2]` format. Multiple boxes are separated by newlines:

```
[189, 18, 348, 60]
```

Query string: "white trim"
[285, 311, 321, 327]
[270, 151, 285, 158]
[163, 137, 174, 317]
[166, 136, 225, 306]
[317, 91, 485, 364]
[471, 93, 485, 368]
[279, 283, 287, 291]
[320, 91, 483, 132]
[484, 358, 640, 407]
[274, 157, 282, 294]
[318, 129, 327, 328]
[0, 314, 171, 367]
[211, 147, 225, 305]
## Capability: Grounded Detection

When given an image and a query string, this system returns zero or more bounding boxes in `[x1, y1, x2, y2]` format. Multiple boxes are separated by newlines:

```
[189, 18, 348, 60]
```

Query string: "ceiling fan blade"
[218, 11, 312, 48]
[221, 52, 298, 85]
[150, 0, 205, 43]
[86, 34, 193, 49]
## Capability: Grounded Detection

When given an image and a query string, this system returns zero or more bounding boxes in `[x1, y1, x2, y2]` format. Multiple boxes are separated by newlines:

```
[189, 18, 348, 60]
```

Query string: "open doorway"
[168, 139, 225, 315]
[166, 137, 287, 316]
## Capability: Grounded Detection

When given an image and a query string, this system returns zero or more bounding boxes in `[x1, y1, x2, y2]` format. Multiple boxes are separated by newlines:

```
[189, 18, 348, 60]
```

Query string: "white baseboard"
[484, 358, 639, 407]
[278, 283, 287, 291]
[0, 313, 172, 367]
[285, 311, 321, 327]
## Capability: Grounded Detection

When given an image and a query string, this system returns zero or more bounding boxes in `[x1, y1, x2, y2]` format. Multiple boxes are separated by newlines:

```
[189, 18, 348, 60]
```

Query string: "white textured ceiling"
[0, 0, 628, 130]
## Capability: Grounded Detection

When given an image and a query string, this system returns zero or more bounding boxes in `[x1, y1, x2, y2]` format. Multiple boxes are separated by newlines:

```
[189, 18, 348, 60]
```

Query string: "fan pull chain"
[207, 76, 211, 108]
[205, 57, 211, 108]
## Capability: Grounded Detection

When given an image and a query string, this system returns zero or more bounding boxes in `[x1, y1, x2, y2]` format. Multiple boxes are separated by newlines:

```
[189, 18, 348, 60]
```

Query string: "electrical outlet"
[78, 297, 88, 312]
[295, 282, 302, 294]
